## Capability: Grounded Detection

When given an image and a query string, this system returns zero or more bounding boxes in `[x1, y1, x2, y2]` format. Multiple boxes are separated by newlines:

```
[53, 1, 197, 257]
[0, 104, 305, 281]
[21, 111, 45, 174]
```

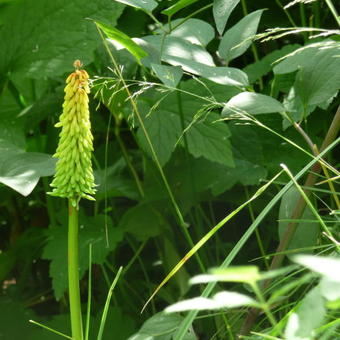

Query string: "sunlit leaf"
[213, 0, 240, 35]
[151, 64, 183, 88]
[114, 0, 158, 12]
[218, 10, 264, 62]
[166, 291, 257, 312]
[190, 266, 260, 284]
[293, 255, 340, 282]
[222, 92, 284, 116]
[278, 187, 319, 256]
[95, 20, 148, 62]
[285, 287, 325, 340]
[162, 0, 200, 17]
[157, 18, 215, 47]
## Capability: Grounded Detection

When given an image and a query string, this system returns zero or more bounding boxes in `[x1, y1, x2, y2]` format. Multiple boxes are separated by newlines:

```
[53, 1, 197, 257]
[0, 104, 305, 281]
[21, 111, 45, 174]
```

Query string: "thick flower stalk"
[49, 60, 96, 205]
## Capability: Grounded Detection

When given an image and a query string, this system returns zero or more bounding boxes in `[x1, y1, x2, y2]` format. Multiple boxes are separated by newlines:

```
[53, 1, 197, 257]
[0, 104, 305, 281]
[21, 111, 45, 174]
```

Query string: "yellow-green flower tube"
[49, 60, 96, 205]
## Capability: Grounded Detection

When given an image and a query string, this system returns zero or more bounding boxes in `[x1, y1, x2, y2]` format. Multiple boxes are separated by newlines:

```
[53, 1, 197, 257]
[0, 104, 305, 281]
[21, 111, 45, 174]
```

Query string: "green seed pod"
[49, 60, 96, 206]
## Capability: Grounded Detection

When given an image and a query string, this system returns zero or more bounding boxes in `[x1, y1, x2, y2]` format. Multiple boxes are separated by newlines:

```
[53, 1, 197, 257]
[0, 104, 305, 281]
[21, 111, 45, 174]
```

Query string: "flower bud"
[49, 61, 96, 206]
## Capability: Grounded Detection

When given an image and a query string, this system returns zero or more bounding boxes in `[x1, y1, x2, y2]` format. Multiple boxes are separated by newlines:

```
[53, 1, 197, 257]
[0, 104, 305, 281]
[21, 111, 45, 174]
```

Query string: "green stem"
[274, 0, 297, 27]
[96, 25, 205, 273]
[244, 187, 269, 270]
[240, 0, 263, 90]
[250, 282, 278, 330]
[325, 0, 340, 27]
[114, 121, 145, 198]
[299, 4, 308, 41]
[68, 200, 83, 340]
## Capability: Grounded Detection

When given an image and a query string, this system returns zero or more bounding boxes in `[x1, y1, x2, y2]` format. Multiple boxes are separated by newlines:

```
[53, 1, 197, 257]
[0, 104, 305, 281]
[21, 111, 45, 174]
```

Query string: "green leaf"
[185, 112, 234, 166]
[273, 41, 340, 107]
[42, 213, 123, 299]
[218, 10, 264, 62]
[95, 160, 140, 201]
[222, 92, 285, 116]
[278, 187, 319, 256]
[137, 80, 237, 166]
[119, 204, 166, 241]
[210, 159, 267, 195]
[320, 277, 340, 302]
[213, 0, 240, 35]
[0, 0, 124, 78]
[128, 312, 196, 339]
[143, 35, 215, 66]
[166, 291, 257, 312]
[91, 307, 135, 340]
[285, 286, 325, 340]
[0, 139, 56, 196]
[114, 0, 158, 12]
[95, 20, 148, 62]
[243, 44, 300, 83]
[142, 35, 248, 86]
[167, 59, 249, 87]
[293, 255, 340, 282]
[162, 0, 200, 17]
[157, 18, 215, 47]
[190, 266, 260, 284]
[0, 298, 37, 339]
[151, 64, 183, 88]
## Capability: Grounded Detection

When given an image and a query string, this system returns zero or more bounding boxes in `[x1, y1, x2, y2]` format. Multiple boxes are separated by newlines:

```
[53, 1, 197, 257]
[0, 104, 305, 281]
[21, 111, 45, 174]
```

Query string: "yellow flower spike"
[48, 60, 96, 205]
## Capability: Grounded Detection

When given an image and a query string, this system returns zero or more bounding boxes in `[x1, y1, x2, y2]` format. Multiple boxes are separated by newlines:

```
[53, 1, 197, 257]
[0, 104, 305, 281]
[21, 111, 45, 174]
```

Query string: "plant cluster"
[0, 0, 339, 339]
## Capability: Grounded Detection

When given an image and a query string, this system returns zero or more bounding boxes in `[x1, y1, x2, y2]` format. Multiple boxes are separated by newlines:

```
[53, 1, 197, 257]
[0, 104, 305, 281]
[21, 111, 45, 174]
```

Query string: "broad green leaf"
[137, 80, 236, 166]
[243, 44, 300, 83]
[157, 18, 215, 47]
[282, 86, 315, 130]
[143, 35, 215, 66]
[165, 58, 249, 87]
[0, 86, 24, 123]
[95, 20, 148, 62]
[0, 143, 56, 196]
[285, 287, 325, 340]
[128, 312, 196, 340]
[151, 64, 183, 88]
[147, 36, 243, 85]
[273, 41, 340, 107]
[95, 161, 139, 201]
[213, 0, 240, 35]
[293, 255, 340, 282]
[114, 0, 158, 12]
[278, 187, 319, 256]
[222, 92, 284, 116]
[211, 159, 267, 195]
[166, 291, 257, 312]
[190, 266, 260, 284]
[218, 10, 264, 62]
[118, 204, 166, 241]
[0, 298, 37, 339]
[142, 35, 248, 86]
[229, 122, 264, 164]
[91, 307, 136, 340]
[42, 213, 123, 299]
[320, 277, 340, 302]
[137, 100, 181, 166]
[0, 0, 124, 78]
[162, 0, 199, 17]
[273, 41, 339, 74]
[185, 112, 233, 166]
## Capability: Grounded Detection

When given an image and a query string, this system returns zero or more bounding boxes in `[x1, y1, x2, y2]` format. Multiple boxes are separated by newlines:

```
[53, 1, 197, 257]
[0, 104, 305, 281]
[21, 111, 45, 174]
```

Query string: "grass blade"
[29, 320, 72, 339]
[173, 138, 339, 340]
[97, 266, 123, 340]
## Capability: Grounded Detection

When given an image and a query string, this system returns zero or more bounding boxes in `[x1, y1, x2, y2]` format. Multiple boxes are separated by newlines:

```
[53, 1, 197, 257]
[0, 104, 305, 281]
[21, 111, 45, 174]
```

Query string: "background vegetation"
[0, 0, 339, 339]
